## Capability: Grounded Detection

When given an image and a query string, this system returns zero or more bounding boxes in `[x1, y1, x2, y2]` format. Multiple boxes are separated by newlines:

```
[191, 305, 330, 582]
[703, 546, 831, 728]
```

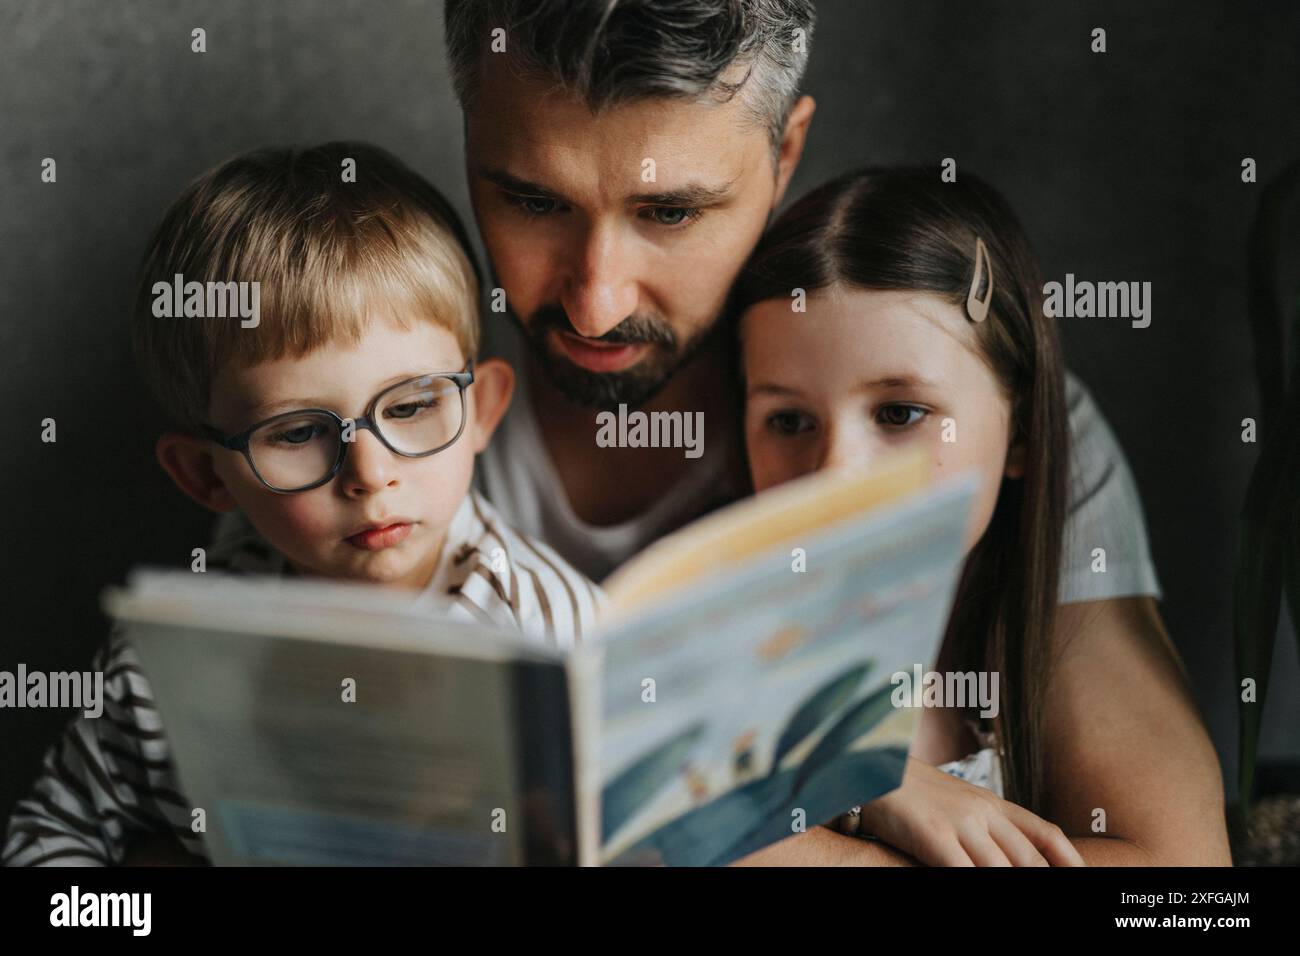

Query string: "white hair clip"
[966, 236, 993, 323]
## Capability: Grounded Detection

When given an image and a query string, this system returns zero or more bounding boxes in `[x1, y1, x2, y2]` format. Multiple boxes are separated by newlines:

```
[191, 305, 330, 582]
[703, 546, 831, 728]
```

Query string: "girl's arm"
[731, 756, 1084, 866]
[1041, 596, 1232, 866]
[732, 826, 919, 866]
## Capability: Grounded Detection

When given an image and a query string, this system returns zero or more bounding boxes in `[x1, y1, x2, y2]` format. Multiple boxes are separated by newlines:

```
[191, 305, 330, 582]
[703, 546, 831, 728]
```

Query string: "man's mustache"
[528, 305, 677, 349]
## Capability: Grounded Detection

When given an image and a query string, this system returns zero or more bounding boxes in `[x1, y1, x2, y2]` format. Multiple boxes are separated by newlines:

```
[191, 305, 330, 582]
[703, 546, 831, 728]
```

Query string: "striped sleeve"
[455, 491, 604, 649]
[2, 631, 209, 866]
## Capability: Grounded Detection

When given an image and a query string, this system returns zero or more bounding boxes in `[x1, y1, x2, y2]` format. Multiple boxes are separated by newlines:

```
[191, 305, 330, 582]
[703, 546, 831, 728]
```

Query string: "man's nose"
[560, 222, 639, 339]
[341, 427, 400, 497]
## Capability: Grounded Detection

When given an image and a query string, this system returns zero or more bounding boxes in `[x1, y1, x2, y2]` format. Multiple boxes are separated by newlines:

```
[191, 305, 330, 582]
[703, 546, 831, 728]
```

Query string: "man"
[441, 0, 1229, 866]
[447, 0, 808, 580]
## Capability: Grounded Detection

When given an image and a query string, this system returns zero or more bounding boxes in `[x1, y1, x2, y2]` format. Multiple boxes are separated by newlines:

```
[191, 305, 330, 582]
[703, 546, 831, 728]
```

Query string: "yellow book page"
[604, 448, 931, 618]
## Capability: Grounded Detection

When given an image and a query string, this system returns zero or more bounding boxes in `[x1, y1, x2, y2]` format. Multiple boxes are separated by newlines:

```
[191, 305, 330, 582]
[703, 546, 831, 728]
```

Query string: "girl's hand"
[857, 757, 1086, 866]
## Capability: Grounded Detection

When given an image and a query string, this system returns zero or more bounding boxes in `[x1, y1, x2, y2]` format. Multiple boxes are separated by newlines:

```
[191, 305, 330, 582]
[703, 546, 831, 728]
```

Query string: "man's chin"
[536, 346, 677, 410]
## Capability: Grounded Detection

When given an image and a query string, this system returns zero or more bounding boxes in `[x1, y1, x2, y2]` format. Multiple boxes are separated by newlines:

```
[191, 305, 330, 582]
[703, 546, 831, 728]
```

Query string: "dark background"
[2, 0, 1298, 826]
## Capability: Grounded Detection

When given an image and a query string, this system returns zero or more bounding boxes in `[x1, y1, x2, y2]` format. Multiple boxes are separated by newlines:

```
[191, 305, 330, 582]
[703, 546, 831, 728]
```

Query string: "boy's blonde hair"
[131, 141, 482, 432]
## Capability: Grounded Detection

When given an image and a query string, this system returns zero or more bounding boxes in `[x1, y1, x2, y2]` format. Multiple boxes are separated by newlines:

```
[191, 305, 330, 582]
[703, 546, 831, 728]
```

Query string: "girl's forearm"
[736, 829, 1170, 866]
[1071, 837, 1164, 868]
[732, 826, 919, 866]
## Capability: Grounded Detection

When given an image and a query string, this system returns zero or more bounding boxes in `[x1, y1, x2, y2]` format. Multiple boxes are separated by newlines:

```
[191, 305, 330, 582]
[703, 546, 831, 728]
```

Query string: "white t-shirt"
[474, 321, 1162, 604]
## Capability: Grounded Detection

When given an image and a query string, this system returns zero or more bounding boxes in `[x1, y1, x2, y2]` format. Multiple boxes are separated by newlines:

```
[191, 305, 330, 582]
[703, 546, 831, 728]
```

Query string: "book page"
[603, 449, 930, 616]
[107, 573, 576, 865]
[593, 473, 975, 866]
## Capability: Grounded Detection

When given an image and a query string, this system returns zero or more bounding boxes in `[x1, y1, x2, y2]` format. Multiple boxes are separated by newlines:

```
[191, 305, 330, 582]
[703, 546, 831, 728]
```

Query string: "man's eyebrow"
[478, 166, 737, 207]
[633, 178, 737, 207]
[478, 167, 568, 201]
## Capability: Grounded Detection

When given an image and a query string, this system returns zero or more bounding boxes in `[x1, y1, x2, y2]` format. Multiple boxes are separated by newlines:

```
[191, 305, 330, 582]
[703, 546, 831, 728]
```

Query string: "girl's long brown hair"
[733, 167, 1069, 814]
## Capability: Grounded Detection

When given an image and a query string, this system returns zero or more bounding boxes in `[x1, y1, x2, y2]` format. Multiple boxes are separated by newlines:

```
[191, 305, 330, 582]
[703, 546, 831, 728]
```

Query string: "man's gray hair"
[444, 0, 816, 160]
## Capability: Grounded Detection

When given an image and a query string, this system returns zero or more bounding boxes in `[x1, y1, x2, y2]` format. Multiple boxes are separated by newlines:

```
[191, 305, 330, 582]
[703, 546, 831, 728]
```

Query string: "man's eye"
[644, 206, 702, 227]
[507, 194, 559, 216]
[877, 404, 927, 428]
[765, 411, 815, 436]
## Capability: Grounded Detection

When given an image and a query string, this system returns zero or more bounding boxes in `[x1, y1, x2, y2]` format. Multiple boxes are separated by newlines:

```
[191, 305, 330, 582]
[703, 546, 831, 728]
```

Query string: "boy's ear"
[155, 432, 240, 513]
[1004, 438, 1027, 480]
[466, 358, 515, 453]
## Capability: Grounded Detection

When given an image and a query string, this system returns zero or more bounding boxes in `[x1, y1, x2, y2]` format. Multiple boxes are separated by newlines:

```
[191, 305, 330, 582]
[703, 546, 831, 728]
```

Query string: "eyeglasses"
[201, 364, 475, 493]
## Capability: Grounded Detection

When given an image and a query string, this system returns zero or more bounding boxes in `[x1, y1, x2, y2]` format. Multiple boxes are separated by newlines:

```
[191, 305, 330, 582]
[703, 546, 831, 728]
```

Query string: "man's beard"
[510, 305, 709, 410]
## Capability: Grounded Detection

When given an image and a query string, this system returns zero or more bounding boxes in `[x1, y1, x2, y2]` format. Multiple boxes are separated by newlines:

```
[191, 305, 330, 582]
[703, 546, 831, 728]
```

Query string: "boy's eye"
[385, 396, 439, 420]
[765, 410, 816, 436]
[877, 404, 928, 428]
[269, 421, 328, 445]
[642, 206, 703, 227]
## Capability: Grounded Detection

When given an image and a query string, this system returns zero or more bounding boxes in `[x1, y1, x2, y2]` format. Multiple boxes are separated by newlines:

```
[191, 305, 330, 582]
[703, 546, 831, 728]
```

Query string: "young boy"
[3, 142, 601, 866]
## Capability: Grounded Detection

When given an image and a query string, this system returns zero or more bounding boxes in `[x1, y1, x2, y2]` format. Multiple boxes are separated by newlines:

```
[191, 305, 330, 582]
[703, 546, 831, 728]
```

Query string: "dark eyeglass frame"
[200, 362, 475, 494]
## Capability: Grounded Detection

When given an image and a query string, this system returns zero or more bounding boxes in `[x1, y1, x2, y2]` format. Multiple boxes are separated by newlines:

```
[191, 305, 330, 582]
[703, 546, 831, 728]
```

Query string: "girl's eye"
[765, 410, 816, 436]
[877, 404, 928, 429]
[507, 194, 559, 216]
[643, 206, 703, 227]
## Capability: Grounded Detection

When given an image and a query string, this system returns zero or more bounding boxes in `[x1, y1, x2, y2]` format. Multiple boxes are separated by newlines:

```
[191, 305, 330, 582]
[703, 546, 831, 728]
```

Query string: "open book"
[102, 453, 976, 866]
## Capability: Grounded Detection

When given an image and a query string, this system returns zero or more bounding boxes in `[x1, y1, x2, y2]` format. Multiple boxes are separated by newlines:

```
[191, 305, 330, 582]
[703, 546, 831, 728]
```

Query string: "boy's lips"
[553, 330, 648, 372]
[344, 519, 416, 551]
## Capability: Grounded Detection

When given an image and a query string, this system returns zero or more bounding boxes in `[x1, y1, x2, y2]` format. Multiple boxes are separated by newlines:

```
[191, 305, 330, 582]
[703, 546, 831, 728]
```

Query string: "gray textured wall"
[2, 0, 1297, 826]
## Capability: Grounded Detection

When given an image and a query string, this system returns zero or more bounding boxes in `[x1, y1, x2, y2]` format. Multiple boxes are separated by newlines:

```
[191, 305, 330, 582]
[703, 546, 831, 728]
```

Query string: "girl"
[730, 168, 1230, 866]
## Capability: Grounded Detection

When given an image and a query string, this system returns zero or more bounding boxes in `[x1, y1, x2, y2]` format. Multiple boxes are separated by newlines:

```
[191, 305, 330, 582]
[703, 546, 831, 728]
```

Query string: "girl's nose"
[819, 424, 875, 473]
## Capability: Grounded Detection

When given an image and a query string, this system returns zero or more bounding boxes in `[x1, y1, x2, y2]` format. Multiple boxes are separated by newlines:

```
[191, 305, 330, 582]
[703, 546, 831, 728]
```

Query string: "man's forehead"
[464, 64, 767, 193]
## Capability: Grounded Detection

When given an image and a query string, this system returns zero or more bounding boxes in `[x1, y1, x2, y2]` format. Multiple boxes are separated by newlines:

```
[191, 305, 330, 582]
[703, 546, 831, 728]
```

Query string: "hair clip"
[966, 237, 993, 323]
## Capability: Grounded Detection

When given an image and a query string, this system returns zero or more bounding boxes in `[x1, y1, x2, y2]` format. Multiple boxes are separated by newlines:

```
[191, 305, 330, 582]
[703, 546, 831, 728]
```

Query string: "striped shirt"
[2, 489, 602, 866]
